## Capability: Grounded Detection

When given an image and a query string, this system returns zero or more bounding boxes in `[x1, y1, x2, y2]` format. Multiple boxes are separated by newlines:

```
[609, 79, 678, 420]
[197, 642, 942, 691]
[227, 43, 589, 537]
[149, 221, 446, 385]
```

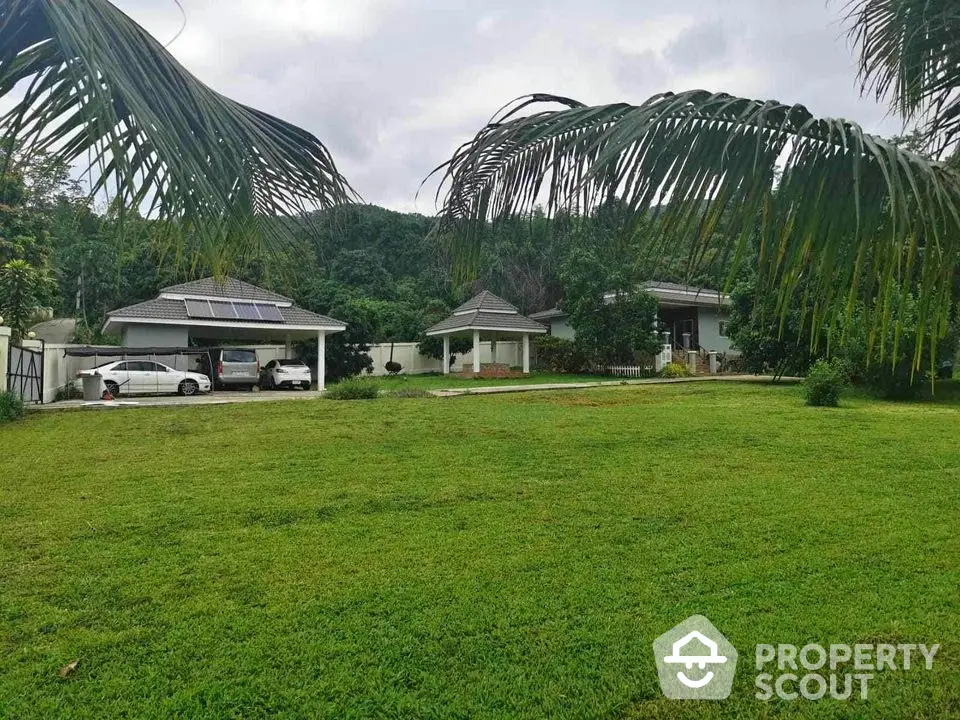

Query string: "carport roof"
[161, 277, 293, 304]
[103, 278, 345, 335]
[106, 298, 342, 327]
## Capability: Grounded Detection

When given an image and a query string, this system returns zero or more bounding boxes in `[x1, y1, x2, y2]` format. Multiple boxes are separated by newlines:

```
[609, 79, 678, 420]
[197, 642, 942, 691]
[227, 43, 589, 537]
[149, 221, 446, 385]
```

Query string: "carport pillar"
[522, 333, 530, 374]
[284, 333, 292, 358]
[472, 330, 480, 374]
[0, 326, 9, 385]
[442, 335, 450, 375]
[317, 331, 326, 392]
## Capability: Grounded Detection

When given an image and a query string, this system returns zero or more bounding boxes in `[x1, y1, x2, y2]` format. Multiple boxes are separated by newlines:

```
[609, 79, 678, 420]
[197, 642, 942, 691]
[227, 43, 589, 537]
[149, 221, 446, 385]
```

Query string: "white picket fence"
[605, 364, 655, 378]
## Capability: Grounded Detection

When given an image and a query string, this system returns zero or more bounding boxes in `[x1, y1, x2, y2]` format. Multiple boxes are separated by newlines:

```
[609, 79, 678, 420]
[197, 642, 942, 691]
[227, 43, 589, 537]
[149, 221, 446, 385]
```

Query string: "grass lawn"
[350, 371, 615, 392]
[1, 382, 958, 718]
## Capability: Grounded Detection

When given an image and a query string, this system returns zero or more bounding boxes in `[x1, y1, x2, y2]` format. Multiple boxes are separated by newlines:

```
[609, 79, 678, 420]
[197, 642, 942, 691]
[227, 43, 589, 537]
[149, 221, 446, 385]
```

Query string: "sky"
[109, 0, 906, 213]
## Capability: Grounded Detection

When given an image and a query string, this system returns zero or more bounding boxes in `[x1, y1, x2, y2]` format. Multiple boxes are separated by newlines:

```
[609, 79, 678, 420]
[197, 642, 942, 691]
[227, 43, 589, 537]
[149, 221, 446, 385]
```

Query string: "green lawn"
[1, 383, 958, 719]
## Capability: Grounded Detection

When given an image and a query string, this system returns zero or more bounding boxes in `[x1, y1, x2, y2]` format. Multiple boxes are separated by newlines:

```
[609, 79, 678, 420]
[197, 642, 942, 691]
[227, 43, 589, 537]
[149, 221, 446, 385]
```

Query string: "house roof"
[160, 277, 293, 304]
[426, 291, 547, 336]
[532, 281, 731, 319]
[638, 281, 731, 308]
[528, 308, 567, 321]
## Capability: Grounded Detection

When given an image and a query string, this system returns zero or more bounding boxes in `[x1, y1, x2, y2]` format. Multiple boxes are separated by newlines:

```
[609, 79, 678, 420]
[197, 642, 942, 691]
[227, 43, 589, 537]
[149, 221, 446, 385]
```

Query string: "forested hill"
[3, 150, 733, 347]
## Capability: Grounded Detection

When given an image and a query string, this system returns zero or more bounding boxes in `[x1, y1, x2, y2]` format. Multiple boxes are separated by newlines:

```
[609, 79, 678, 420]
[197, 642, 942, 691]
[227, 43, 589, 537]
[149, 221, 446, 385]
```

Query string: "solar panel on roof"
[257, 304, 283, 322]
[234, 302, 261, 321]
[185, 299, 214, 318]
[209, 300, 238, 319]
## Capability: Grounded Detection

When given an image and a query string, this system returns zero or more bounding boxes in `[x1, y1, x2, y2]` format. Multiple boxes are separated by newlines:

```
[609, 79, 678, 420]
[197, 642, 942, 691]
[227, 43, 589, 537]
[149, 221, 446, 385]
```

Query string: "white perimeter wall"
[365, 341, 521, 376]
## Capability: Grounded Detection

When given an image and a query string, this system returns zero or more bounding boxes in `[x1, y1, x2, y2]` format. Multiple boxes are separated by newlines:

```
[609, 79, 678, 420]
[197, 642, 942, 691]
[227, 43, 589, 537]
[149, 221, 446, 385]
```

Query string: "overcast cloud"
[112, 0, 905, 213]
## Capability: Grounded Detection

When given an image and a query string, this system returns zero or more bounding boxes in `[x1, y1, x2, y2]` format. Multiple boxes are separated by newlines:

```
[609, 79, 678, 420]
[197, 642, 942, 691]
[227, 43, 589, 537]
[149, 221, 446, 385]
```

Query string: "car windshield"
[277, 359, 306, 366]
[222, 350, 256, 362]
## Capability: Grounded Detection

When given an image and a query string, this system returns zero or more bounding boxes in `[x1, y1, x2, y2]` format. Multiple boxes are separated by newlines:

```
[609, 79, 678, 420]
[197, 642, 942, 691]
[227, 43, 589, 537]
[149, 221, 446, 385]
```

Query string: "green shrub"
[0, 391, 26, 423]
[659, 362, 692, 379]
[325, 377, 381, 400]
[534, 335, 588, 373]
[54, 384, 83, 402]
[803, 358, 848, 407]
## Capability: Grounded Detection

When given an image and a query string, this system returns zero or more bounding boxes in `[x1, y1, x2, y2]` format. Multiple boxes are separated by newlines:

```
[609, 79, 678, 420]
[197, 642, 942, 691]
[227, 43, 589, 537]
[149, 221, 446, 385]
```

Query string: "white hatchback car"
[76, 360, 212, 397]
[259, 358, 313, 390]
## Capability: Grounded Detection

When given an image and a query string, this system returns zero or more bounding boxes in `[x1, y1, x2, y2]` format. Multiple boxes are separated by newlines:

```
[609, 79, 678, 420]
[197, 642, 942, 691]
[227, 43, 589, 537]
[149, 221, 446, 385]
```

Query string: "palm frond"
[0, 0, 356, 269]
[846, 0, 960, 156]
[431, 91, 960, 362]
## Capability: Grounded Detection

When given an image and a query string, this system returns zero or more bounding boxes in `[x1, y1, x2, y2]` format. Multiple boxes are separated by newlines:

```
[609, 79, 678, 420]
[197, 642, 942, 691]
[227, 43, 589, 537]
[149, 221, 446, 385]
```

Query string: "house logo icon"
[653, 615, 738, 699]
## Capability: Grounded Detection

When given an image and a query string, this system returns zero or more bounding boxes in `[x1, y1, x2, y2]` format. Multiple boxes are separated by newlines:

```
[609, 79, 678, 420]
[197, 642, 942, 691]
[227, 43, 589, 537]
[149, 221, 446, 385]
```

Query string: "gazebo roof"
[426, 291, 547, 336]
[452, 290, 519, 314]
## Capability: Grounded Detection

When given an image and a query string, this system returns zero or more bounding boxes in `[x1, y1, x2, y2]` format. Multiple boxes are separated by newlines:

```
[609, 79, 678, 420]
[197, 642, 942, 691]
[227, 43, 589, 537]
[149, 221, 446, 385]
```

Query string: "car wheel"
[302, 382, 311, 390]
[179, 379, 199, 396]
[103, 380, 120, 399]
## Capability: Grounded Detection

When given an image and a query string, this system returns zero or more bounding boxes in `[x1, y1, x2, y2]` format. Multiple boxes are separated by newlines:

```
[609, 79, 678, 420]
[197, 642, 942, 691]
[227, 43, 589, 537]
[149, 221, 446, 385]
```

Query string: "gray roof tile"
[528, 307, 566, 321]
[161, 277, 293, 303]
[108, 298, 189, 320]
[452, 290, 519, 314]
[108, 297, 344, 328]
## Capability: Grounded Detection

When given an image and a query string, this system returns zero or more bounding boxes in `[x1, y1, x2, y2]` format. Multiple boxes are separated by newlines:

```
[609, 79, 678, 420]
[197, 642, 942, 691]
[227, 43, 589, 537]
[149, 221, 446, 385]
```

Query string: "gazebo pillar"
[442, 335, 450, 375]
[472, 330, 481, 374]
[490, 339, 498, 365]
[522, 333, 530, 374]
[317, 331, 326, 392]
[284, 332, 292, 358]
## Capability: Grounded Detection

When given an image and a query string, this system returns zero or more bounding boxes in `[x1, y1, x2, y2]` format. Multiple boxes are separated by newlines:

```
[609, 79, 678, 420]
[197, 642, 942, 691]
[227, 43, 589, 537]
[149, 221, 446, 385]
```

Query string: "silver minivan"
[202, 348, 260, 390]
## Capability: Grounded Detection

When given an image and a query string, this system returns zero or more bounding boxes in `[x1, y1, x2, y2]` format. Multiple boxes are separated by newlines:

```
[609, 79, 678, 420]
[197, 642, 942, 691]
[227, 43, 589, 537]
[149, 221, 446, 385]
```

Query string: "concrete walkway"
[429, 374, 799, 397]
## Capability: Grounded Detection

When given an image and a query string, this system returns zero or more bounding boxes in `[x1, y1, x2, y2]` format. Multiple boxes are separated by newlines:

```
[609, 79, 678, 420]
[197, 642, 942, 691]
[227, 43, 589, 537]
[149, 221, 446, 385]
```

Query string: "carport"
[102, 278, 346, 390]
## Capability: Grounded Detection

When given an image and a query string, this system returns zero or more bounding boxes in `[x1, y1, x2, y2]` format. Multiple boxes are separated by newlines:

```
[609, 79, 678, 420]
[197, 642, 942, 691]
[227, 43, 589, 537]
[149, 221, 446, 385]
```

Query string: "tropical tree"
[1, 0, 355, 271]
[0, 259, 46, 341]
[431, 0, 960, 370]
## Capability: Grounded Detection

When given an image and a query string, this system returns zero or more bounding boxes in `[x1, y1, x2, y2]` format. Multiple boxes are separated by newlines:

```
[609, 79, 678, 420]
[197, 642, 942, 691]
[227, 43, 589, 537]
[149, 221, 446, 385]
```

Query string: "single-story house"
[529, 281, 735, 354]
[103, 277, 346, 389]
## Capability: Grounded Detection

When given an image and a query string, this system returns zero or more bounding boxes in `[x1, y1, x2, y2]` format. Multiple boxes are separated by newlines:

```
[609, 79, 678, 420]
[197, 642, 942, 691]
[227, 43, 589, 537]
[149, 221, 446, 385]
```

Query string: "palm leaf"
[430, 91, 960, 363]
[846, 0, 960, 157]
[0, 0, 356, 270]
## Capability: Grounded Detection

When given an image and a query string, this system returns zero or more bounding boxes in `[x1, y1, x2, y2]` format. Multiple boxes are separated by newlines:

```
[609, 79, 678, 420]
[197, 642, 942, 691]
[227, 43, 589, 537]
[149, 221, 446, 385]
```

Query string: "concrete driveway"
[39, 388, 324, 410]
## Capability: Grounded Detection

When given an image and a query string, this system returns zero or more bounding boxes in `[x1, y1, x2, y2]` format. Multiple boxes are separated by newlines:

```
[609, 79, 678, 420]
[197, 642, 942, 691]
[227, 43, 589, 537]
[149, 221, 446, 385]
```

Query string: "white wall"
[123, 324, 189, 348]
[549, 317, 576, 340]
[697, 307, 734, 353]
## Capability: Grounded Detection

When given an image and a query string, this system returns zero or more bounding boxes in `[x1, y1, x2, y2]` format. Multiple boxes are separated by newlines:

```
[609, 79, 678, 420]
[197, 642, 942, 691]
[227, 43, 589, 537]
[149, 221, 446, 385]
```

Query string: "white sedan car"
[76, 360, 212, 397]
[259, 358, 313, 390]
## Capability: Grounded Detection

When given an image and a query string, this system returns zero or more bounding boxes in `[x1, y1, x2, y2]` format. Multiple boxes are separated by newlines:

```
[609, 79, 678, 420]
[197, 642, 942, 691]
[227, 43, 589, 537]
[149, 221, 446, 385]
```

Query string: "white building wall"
[548, 318, 576, 340]
[696, 307, 734, 353]
[122, 324, 189, 348]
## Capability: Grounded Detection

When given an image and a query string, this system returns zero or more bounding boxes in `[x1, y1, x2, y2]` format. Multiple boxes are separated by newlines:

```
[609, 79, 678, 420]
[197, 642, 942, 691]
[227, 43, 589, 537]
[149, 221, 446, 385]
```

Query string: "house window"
[718, 320, 729, 338]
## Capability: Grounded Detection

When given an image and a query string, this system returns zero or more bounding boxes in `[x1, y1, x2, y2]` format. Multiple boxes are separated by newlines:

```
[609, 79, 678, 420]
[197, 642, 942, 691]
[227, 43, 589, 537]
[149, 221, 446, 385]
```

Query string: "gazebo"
[425, 291, 547, 375]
